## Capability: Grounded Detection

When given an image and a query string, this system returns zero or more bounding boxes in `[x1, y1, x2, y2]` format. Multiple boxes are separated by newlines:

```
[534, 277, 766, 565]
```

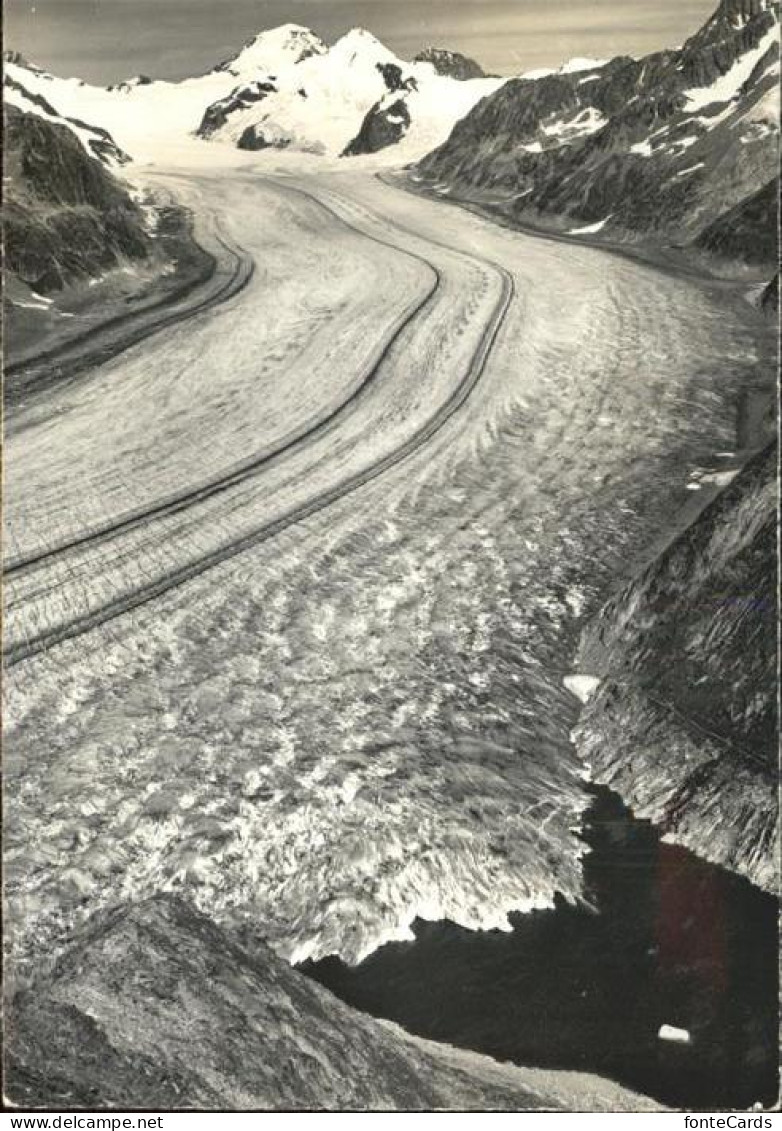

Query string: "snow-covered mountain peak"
[521, 56, 608, 80]
[218, 24, 327, 76]
[328, 28, 396, 65]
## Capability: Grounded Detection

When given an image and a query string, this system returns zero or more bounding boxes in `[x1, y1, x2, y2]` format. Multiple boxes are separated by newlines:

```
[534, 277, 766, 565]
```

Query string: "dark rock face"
[344, 96, 412, 156]
[574, 443, 778, 892]
[378, 61, 406, 91]
[414, 46, 486, 80]
[760, 272, 778, 310]
[694, 177, 779, 263]
[107, 74, 153, 92]
[4, 75, 61, 118]
[4, 104, 134, 212]
[5, 75, 131, 166]
[196, 79, 278, 139]
[342, 61, 420, 155]
[377, 61, 418, 93]
[237, 124, 290, 150]
[4, 896, 660, 1111]
[3, 105, 149, 292]
[3, 49, 37, 69]
[414, 0, 779, 258]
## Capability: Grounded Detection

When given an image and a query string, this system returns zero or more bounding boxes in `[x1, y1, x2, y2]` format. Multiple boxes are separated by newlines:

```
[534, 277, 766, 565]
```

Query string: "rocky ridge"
[412, 47, 487, 80]
[4, 66, 131, 167]
[3, 104, 149, 293]
[414, 0, 780, 264]
[192, 27, 502, 157]
[694, 177, 780, 262]
[6, 895, 662, 1112]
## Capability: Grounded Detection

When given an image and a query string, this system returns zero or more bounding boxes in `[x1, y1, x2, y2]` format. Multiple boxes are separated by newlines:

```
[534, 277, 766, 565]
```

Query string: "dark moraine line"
[5, 177, 505, 580]
[302, 786, 779, 1112]
[4, 225, 253, 408]
[4, 183, 445, 579]
[4, 250, 513, 664]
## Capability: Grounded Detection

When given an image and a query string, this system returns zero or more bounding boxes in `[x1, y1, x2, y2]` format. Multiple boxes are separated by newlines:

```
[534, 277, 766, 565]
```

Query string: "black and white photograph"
[1, 0, 779, 1115]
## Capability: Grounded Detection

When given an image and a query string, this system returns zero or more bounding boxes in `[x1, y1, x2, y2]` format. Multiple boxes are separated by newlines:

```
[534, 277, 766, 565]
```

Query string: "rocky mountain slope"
[3, 25, 501, 163]
[412, 47, 488, 80]
[413, 0, 779, 264]
[3, 103, 149, 293]
[4, 58, 131, 167]
[5, 895, 661, 1111]
[3, 88, 215, 377]
[572, 442, 778, 893]
[694, 176, 779, 261]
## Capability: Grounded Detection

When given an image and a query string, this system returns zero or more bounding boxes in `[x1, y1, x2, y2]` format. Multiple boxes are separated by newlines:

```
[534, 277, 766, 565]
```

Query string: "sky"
[4, 0, 717, 82]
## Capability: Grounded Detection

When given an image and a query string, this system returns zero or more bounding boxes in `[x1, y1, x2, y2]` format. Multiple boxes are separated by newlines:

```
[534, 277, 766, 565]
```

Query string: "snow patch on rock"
[568, 217, 611, 235]
[564, 675, 601, 703]
[4, 26, 504, 164]
[522, 57, 607, 80]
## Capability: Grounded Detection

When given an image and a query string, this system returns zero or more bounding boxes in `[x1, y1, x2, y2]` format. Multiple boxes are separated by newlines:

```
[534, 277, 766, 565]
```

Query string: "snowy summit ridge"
[2, 24, 503, 163]
[214, 24, 328, 76]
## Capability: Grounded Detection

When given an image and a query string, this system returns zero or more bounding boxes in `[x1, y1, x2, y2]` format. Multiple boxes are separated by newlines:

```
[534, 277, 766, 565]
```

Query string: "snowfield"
[4, 150, 775, 972]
